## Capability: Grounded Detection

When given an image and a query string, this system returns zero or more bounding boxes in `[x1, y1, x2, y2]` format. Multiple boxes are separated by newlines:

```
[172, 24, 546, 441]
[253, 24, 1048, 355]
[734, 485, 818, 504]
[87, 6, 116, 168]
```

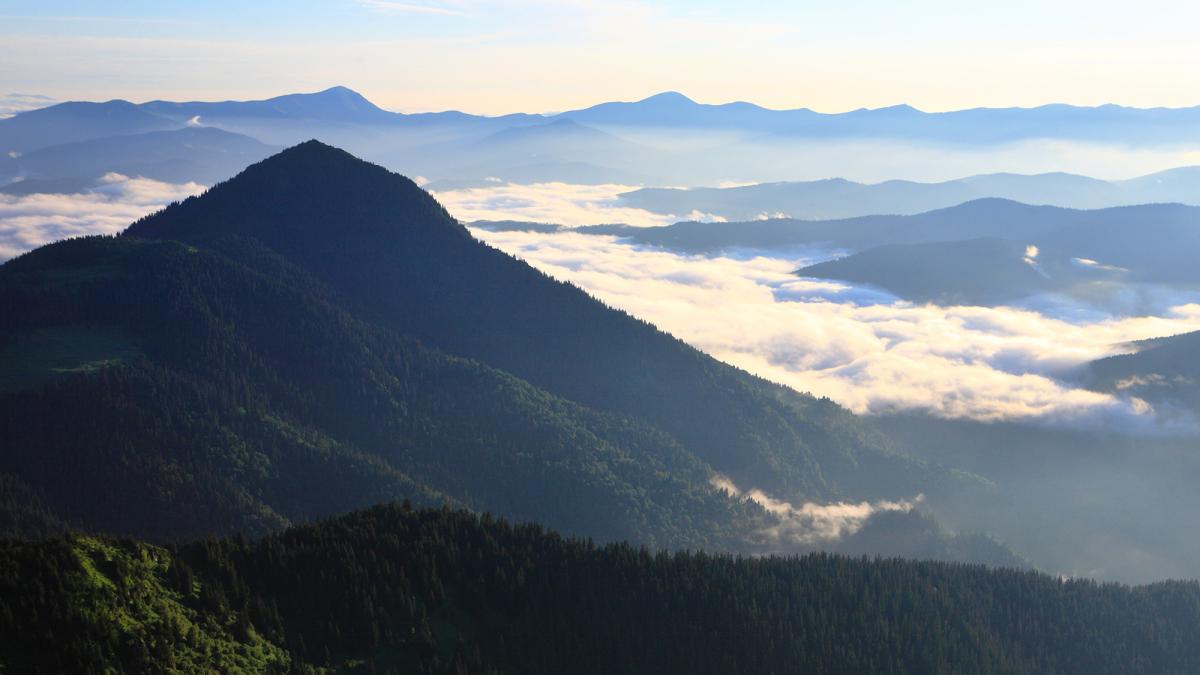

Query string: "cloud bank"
[0, 174, 205, 260]
[473, 227, 1200, 430]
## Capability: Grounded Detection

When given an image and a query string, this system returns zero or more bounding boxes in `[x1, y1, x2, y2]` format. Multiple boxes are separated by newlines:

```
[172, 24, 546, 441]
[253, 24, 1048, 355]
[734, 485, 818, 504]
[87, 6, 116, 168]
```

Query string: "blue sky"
[1, 0, 1198, 114]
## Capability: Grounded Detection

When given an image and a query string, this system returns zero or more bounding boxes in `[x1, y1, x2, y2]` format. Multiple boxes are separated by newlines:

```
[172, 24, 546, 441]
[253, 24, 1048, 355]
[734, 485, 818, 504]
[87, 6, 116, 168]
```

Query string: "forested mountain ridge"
[0, 235, 756, 547]
[2, 504, 1197, 674]
[0, 141, 1002, 561]
[124, 140, 960, 503]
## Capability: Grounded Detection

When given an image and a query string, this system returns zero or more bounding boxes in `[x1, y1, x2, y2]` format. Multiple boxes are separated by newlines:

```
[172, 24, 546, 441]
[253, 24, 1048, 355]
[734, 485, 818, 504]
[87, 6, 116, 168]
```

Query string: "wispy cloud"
[712, 474, 922, 544]
[0, 93, 55, 119]
[355, 0, 467, 16]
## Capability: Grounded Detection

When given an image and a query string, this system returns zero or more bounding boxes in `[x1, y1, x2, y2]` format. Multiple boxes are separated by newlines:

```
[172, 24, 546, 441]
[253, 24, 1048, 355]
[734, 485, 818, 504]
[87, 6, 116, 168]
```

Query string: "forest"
[3, 503, 1198, 674]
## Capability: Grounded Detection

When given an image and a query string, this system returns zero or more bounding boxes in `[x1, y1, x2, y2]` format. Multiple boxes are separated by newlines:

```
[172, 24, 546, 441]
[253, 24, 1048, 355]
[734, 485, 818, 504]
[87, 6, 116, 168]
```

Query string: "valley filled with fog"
[17, 1, 1200, 669]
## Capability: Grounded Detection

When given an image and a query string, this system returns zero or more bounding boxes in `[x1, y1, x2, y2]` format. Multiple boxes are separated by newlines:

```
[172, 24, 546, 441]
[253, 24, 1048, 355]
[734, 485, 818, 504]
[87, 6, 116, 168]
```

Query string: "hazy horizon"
[15, 85, 1200, 118]
[5, 0, 1200, 115]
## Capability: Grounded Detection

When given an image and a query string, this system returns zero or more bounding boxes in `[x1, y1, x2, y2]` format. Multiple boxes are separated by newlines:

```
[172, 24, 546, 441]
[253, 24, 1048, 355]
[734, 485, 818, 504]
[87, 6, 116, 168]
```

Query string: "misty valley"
[5, 67, 1200, 673]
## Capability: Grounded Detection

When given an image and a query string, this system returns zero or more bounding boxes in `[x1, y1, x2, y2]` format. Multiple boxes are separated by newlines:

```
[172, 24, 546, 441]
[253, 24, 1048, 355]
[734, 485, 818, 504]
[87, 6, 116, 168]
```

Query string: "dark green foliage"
[0, 235, 757, 547]
[2, 505, 1198, 674]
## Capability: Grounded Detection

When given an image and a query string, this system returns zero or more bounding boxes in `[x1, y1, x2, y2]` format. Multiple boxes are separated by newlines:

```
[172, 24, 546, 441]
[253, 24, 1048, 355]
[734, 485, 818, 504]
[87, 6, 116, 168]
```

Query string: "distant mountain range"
[0, 126, 278, 188]
[620, 168, 1200, 221]
[7, 86, 1200, 188]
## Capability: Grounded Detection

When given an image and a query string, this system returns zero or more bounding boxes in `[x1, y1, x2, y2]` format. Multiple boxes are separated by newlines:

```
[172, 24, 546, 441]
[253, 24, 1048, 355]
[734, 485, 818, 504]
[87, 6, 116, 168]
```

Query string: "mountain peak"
[125, 141, 460, 247]
[316, 85, 361, 96]
[639, 91, 696, 106]
[306, 85, 376, 106]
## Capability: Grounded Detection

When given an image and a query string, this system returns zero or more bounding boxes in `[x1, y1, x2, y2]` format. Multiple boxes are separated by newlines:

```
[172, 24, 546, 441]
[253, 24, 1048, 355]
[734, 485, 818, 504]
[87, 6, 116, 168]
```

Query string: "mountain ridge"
[2, 141, 997, 563]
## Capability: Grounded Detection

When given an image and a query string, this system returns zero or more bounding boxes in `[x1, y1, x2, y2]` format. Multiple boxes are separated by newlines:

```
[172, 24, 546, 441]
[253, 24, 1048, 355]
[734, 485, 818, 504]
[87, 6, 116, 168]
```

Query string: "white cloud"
[712, 473, 922, 543]
[0, 93, 56, 119]
[356, 0, 468, 16]
[472, 227, 1200, 430]
[0, 175, 204, 260]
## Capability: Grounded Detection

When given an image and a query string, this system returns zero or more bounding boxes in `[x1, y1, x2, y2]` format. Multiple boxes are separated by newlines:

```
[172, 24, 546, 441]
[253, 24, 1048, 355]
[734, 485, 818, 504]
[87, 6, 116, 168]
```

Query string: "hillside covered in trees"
[2, 504, 1197, 674]
[0, 141, 1005, 563]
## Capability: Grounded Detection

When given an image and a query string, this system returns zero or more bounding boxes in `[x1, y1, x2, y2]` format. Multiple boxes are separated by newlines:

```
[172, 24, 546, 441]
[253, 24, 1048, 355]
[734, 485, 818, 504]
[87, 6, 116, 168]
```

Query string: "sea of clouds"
[472, 226, 1200, 431]
[0, 173, 204, 260]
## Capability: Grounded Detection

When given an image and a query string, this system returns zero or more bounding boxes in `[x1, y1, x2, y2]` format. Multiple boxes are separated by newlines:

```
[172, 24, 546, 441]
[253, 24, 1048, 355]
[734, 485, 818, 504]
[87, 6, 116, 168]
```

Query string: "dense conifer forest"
[2, 504, 1198, 674]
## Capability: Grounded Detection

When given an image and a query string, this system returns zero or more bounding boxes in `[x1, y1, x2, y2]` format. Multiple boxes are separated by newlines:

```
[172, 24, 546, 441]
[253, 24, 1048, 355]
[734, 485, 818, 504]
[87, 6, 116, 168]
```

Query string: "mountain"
[140, 85, 399, 125]
[618, 171, 1140, 221]
[2, 504, 1197, 674]
[564, 199, 1200, 274]
[2, 141, 998, 560]
[1035, 203, 1200, 284]
[14, 88, 1200, 188]
[804, 202, 1200, 306]
[796, 238, 1061, 305]
[124, 141, 960, 504]
[559, 92, 1200, 143]
[491, 200, 1200, 309]
[1086, 331, 1200, 415]
[0, 231, 756, 548]
[0, 100, 177, 155]
[432, 118, 659, 184]
[558, 90, 799, 129]
[0, 126, 278, 186]
[551, 198, 1080, 254]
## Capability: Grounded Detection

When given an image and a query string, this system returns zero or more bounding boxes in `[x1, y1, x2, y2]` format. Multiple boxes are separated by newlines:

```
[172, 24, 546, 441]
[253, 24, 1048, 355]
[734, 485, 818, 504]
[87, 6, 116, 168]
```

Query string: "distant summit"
[141, 86, 398, 124]
[638, 91, 697, 106]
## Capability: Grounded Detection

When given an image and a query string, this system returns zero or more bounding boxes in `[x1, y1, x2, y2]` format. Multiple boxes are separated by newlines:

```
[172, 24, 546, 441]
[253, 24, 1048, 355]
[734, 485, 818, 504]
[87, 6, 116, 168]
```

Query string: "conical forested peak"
[125, 140, 464, 248]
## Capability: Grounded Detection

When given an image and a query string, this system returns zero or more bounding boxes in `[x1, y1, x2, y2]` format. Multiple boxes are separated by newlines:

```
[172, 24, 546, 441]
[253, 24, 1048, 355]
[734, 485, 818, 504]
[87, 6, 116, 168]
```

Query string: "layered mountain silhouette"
[10, 86, 1200, 188]
[0, 126, 278, 186]
[1, 141, 1004, 561]
[619, 169, 1200, 221]
[0, 100, 177, 155]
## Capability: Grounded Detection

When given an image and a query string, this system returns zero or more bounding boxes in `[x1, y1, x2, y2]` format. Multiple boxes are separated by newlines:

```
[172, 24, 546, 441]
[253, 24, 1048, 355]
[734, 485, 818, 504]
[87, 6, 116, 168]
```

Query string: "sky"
[3, 0, 1200, 115]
